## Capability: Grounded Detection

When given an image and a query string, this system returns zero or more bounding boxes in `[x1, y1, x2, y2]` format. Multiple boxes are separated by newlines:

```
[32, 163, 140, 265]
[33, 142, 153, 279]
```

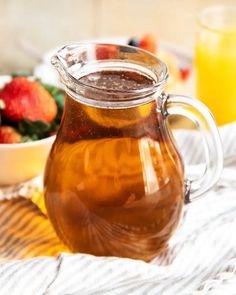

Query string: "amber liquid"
[44, 70, 184, 261]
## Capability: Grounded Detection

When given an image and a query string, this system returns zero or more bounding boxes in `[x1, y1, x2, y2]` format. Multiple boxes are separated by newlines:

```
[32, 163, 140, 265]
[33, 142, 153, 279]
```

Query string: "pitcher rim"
[52, 42, 169, 107]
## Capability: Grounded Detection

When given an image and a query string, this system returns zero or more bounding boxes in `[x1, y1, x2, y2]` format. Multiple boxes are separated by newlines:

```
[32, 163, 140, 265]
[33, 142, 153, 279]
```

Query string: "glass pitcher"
[44, 43, 223, 262]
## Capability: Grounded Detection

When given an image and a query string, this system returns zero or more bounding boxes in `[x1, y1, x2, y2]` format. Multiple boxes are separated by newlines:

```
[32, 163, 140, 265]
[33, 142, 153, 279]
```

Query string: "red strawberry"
[139, 34, 157, 54]
[96, 45, 117, 60]
[179, 67, 191, 81]
[0, 126, 21, 144]
[0, 77, 57, 123]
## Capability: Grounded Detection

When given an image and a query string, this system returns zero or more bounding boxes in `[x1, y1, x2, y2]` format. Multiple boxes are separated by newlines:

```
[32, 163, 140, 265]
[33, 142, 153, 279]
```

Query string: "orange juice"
[195, 7, 236, 125]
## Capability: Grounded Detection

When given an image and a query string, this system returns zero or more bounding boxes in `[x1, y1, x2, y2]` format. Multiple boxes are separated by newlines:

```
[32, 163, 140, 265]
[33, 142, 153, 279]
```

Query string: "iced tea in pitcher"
[44, 43, 223, 261]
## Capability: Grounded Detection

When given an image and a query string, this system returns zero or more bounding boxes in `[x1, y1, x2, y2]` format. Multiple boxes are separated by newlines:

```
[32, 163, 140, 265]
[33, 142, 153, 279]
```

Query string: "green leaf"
[18, 119, 51, 139]
[50, 121, 59, 132]
[21, 134, 39, 143]
[42, 83, 61, 96]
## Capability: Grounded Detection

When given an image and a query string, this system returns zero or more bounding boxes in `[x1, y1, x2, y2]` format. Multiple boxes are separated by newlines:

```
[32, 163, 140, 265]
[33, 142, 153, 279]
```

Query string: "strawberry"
[139, 34, 157, 54]
[0, 126, 21, 144]
[179, 67, 191, 81]
[0, 77, 57, 123]
[96, 45, 117, 60]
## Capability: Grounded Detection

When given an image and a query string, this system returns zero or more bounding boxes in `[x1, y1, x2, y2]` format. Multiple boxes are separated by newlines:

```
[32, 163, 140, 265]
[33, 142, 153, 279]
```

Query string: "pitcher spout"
[51, 51, 71, 85]
[51, 43, 92, 92]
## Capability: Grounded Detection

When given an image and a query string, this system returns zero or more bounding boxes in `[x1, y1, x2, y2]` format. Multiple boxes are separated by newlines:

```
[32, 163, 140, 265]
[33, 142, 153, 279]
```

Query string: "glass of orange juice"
[195, 6, 236, 125]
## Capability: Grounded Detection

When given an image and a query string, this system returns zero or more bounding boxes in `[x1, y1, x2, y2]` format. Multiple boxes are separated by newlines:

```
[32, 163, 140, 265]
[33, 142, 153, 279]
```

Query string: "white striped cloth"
[0, 123, 236, 295]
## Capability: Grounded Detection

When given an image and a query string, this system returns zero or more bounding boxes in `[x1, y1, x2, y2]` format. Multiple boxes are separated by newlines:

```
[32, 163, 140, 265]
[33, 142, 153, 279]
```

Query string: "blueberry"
[127, 38, 139, 47]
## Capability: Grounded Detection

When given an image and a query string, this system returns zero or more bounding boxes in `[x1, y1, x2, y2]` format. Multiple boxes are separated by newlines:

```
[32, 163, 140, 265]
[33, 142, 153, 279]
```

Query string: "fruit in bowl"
[0, 75, 65, 186]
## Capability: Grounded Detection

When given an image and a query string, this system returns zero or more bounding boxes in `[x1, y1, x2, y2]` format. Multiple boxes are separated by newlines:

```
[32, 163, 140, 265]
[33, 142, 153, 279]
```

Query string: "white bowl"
[0, 135, 55, 186]
[0, 75, 57, 186]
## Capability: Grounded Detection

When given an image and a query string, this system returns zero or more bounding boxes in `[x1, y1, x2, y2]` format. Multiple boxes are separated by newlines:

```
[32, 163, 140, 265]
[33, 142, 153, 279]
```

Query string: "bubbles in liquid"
[79, 70, 155, 91]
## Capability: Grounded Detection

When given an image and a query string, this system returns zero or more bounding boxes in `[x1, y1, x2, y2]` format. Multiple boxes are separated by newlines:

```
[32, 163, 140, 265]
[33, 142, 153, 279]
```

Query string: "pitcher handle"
[161, 93, 223, 203]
